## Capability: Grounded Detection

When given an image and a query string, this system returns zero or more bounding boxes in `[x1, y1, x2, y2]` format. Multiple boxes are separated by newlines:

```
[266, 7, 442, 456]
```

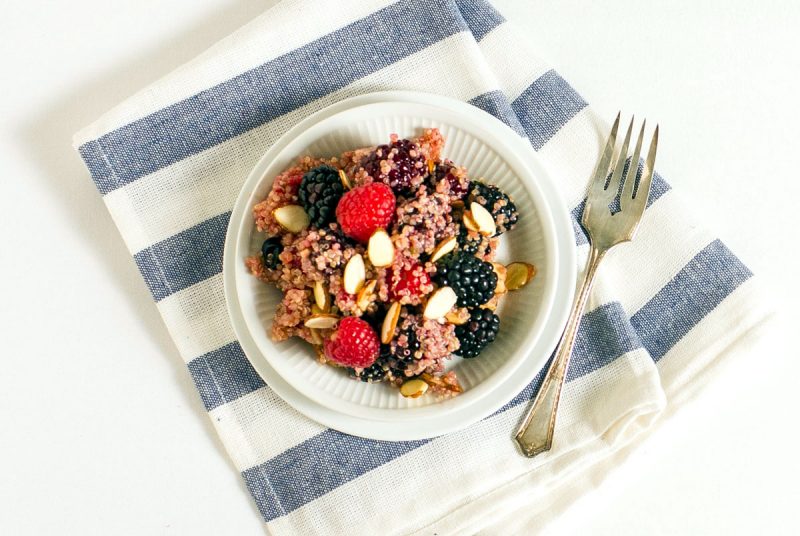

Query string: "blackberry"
[457, 225, 487, 256]
[454, 308, 500, 358]
[260, 237, 283, 269]
[298, 165, 344, 227]
[468, 182, 519, 235]
[361, 138, 426, 194]
[432, 160, 470, 199]
[389, 326, 421, 373]
[352, 360, 389, 383]
[435, 252, 497, 308]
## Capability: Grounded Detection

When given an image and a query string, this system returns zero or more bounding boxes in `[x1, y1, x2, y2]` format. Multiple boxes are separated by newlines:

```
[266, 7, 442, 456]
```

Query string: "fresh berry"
[352, 360, 389, 383]
[336, 183, 396, 243]
[298, 165, 345, 227]
[261, 237, 283, 269]
[468, 182, 519, 235]
[324, 316, 380, 368]
[388, 325, 421, 372]
[433, 160, 470, 199]
[388, 261, 432, 303]
[457, 225, 489, 257]
[454, 308, 500, 358]
[361, 138, 427, 193]
[435, 252, 497, 308]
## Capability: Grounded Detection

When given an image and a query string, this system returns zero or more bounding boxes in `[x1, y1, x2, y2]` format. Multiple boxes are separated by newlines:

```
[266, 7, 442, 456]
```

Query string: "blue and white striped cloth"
[73, 1, 771, 533]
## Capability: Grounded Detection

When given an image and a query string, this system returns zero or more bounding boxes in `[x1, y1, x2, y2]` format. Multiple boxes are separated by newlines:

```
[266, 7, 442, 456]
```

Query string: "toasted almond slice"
[273, 205, 310, 233]
[423, 286, 458, 320]
[357, 279, 377, 311]
[304, 314, 340, 329]
[309, 328, 323, 346]
[427, 160, 436, 174]
[445, 309, 469, 325]
[450, 199, 465, 211]
[492, 262, 507, 295]
[313, 280, 330, 312]
[506, 262, 536, 290]
[367, 229, 394, 267]
[462, 210, 480, 232]
[420, 373, 464, 394]
[338, 169, 352, 190]
[381, 301, 402, 344]
[343, 254, 366, 294]
[311, 303, 324, 315]
[430, 236, 457, 263]
[470, 202, 496, 236]
[400, 378, 429, 398]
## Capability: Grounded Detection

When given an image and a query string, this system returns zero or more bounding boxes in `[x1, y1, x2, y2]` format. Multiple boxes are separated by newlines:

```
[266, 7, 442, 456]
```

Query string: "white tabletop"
[2, 1, 798, 534]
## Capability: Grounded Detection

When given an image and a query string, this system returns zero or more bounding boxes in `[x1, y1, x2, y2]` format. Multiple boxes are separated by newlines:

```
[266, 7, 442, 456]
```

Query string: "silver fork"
[514, 113, 659, 457]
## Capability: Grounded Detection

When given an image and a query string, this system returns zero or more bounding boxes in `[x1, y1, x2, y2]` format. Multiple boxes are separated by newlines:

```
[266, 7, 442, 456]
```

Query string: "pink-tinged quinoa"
[271, 288, 312, 341]
[246, 128, 524, 398]
[253, 166, 304, 235]
[390, 311, 460, 377]
[391, 186, 456, 257]
[433, 160, 470, 202]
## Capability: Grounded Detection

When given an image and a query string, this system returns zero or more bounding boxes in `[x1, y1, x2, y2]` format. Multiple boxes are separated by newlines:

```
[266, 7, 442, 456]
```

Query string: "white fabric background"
[1, 0, 797, 534]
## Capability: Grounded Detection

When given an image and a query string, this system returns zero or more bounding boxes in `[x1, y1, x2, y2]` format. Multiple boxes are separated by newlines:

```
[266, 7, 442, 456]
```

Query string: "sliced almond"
[430, 236, 457, 263]
[338, 169, 352, 190]
[304, 314, 340, 329]
[423, 286, 458, 320]
[492, 262, 507, 295]
[462, 210, 480, 232]
[343, 254, 366, 294]
[470, 202, 496, 236]
[450, 199, 465, 210]
[311, 303, 324, 315]
[381, 301, 402, 344]
[427, 160, 436, 174]
[421, 373, 464, 394]
[445, 308, 469, 325]
[273, 205, 310, 233]
[506, 262, 536, 290]
[400, 378, 429, 398]
[367, 229, 394, 267]
[308, 328, 323, 346]
[313, 280, 330, 312]
[357, 279, 377, 311]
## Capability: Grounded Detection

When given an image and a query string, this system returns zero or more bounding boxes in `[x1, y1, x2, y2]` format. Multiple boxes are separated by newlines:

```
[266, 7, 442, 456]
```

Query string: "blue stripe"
[79, 0, 472, 195]
[240, 239, 751, 521]
[187, 341, 266, 411]
[468, 90, 526, 136]
[133, 212, 229, 302]
[455, 0, 505, 41]
[512, 70, 588, 150]
[243, 431, 427, 520]
[632, 239, 752, 361]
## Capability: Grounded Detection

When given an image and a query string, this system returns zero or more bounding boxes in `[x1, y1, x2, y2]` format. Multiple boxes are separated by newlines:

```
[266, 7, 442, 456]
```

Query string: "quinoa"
[391, 186, 456, 257]
[245, 127, 526, 399]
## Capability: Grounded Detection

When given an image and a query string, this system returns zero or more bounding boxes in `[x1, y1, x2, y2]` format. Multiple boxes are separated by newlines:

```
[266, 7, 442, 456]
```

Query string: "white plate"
[224, 91, 576, 440]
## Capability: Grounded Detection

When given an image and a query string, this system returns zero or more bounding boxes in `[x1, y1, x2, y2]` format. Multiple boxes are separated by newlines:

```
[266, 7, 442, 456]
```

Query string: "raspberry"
[361, 138, 427, 194]
[335, 183, 396, 243]
[388, 261, 432, 304]
[324, 316, 380, 368]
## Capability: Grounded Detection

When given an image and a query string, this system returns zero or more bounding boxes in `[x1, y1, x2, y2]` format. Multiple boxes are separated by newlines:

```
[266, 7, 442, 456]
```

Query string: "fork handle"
[514, 245, 606, 457]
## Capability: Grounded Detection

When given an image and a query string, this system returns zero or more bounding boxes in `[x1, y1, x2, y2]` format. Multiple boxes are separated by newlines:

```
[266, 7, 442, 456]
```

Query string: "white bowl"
[224, 91, 576, 438]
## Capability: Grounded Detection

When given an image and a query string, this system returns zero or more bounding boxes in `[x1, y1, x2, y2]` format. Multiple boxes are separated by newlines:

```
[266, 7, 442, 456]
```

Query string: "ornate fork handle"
[514, 113, 658, 458]
[514, 244, 607, 457]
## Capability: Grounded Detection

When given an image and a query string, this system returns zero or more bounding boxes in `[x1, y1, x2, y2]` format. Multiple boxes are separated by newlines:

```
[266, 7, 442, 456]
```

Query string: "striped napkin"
[73, 0, 772, 533]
